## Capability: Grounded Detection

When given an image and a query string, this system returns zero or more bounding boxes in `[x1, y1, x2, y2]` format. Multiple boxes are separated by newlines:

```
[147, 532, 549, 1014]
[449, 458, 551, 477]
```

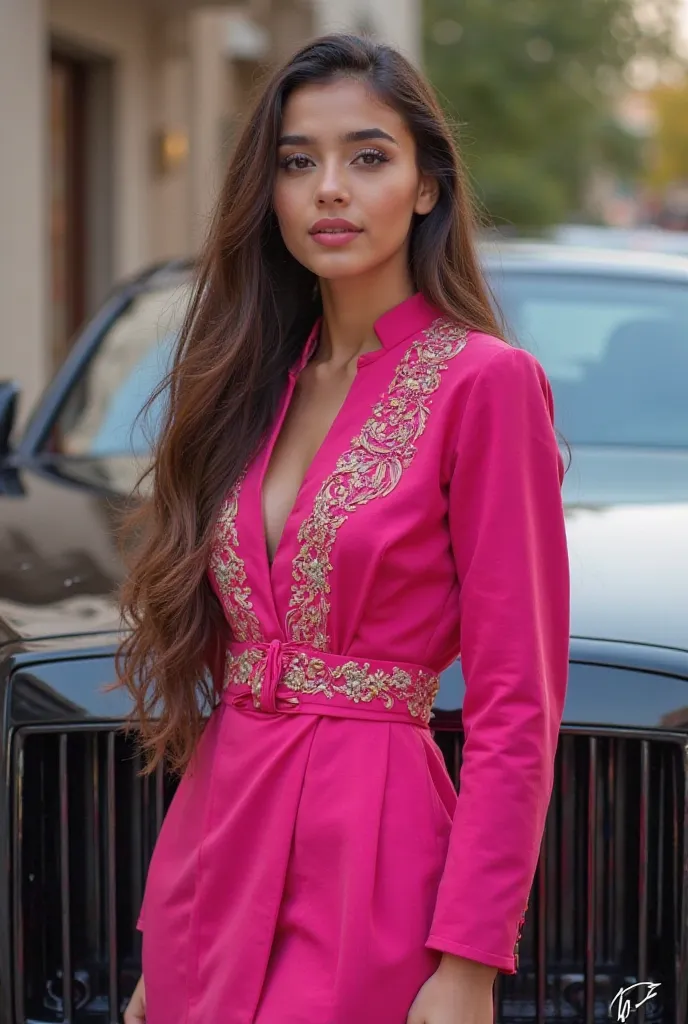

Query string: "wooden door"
[50, 54, 87, 370]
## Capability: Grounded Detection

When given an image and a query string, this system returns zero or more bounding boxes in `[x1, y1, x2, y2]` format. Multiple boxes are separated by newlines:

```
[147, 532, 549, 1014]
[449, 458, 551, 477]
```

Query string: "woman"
[121, 33, 570, 1024]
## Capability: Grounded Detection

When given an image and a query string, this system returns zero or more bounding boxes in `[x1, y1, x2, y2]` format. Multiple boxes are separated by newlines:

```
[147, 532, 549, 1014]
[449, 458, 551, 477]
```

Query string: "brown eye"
[353, 148, 389, 166]
[280, 153, 313, 171]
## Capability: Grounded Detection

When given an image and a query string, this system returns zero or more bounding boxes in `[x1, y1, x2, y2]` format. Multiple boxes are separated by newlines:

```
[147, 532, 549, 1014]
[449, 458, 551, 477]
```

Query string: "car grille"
[10, 724, 688, 1023]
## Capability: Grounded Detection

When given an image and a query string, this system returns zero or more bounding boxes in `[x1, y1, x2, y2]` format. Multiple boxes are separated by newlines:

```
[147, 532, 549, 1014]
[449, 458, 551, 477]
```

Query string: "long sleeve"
[426, 345, 570, 973]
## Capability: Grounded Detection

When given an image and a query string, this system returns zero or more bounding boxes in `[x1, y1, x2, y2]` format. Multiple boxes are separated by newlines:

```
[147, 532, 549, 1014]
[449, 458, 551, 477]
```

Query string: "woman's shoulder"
[435, 327, 557, 468]
[438, 325, 548, 395]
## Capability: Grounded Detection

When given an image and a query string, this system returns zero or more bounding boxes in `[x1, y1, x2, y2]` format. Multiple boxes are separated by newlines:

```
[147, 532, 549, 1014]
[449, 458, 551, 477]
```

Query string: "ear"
[415, 173, 439, 216]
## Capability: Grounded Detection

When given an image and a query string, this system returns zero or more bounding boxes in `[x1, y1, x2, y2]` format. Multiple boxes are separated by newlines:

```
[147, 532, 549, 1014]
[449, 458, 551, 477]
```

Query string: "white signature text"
[610, 983, 661, 1021]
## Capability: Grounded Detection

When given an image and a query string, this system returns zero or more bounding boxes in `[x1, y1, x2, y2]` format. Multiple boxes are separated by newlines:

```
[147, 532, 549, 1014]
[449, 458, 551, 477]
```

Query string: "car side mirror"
[0, 380, 20, 460]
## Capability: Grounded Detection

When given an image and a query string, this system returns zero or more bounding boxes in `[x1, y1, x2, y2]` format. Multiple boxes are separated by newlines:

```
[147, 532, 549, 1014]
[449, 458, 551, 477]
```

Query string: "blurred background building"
[0, 0, 419, 422]
[1, 0, 686, 424]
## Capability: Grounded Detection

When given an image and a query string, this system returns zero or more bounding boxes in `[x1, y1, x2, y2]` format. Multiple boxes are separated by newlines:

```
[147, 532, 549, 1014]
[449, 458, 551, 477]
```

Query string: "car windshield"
[53, 268, 688, 457]
[492, 271, 688, 448]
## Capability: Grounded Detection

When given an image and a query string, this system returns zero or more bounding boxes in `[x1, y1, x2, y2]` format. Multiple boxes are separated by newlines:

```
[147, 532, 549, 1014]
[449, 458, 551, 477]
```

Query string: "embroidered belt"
[221, 640, 440, 727]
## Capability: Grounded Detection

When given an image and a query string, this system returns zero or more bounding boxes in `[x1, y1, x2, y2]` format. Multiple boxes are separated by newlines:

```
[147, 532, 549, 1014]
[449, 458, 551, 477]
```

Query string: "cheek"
[272, 183, 301, 242]
[363, 177, 418, 243]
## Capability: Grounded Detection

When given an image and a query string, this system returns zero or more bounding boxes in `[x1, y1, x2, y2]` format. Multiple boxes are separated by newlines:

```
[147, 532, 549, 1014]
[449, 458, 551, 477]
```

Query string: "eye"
[279, 153, 313, 171]
[353, 148, 389, 167]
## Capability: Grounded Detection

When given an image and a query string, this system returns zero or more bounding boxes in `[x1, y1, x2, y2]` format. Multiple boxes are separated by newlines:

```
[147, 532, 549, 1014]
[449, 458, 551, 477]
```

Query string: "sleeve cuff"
[425, 934, 517, 975]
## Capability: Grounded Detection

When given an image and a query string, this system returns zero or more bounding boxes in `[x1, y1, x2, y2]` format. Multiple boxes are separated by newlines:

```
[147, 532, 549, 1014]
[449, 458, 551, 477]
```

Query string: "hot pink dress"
[138, 292, 570, 1023]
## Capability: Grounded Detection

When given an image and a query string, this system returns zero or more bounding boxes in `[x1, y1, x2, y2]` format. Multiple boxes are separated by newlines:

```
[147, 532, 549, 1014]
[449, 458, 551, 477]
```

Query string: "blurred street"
[1, 0, 687, 417]
[0, 0, 418, 423]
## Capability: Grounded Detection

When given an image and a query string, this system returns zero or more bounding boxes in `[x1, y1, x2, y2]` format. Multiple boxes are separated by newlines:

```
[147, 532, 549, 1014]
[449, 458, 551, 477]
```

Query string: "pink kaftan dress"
[138, 291, 570, 1024]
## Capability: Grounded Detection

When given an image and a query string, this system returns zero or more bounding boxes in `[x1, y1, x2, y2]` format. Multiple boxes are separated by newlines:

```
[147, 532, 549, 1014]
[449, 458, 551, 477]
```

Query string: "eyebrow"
[277, 128, 399, 147]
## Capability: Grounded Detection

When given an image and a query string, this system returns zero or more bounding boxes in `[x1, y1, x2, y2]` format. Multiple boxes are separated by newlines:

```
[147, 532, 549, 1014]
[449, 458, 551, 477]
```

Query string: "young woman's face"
[272, 77, 438, 282]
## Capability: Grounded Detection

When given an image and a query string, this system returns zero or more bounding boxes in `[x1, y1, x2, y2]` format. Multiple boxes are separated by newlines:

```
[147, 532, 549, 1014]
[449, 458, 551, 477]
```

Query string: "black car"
[1, 244, 688, 1023]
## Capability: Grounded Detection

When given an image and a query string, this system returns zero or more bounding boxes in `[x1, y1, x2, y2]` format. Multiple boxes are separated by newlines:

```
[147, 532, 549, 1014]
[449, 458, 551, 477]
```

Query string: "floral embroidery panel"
[209, 474, 264, 644]
[223, 647, 440, 725]
[285, 318, 468, 650]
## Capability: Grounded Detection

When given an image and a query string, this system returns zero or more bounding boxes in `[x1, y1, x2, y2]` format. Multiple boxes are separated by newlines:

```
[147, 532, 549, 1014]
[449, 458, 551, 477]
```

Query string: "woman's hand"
[124, 975, 146, 1023]
[407, 953, 496, 1024]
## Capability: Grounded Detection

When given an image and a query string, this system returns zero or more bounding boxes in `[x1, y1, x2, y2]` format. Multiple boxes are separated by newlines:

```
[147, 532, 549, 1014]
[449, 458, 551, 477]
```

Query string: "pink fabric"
[139, 292, 570, 1023]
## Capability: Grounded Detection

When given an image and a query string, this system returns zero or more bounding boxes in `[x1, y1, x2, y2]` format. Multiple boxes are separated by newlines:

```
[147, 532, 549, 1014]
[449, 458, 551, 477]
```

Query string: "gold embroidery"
[209, 476, 263, 643]
[513, 897, 529, 967]
[224, 648, 439, 724]
[286, 318, 468, 649]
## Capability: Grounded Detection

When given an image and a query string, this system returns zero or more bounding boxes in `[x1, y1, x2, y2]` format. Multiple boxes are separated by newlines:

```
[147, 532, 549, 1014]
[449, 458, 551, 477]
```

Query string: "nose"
[315, 159, 349, 207]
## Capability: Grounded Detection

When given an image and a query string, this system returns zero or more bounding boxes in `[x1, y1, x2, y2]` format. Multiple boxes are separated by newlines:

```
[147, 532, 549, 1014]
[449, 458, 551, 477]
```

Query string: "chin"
[306, 254, 382, 282]
[314, 265, 372, 282]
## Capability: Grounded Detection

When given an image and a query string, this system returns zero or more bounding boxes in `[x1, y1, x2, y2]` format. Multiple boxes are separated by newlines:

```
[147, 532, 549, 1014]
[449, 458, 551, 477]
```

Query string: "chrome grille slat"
[637, 740, 650, 1024]
[560, 735, 576, 964]
[585, 736, 598, 1024]
[87, 733, 102, 974]
[12, 732, 26, 1024]
[678, 742, 688, 1024]
[657, 754, 665, 939]
[430, 726, 688, 1023]
[10, 725, 688, 1023]
[613, 737, 627, 964]
[106, 732, 118, 1024]
[130, 751, 145, 936]
[59, 734, 73, 1023]
[535, 831, 547, 1024]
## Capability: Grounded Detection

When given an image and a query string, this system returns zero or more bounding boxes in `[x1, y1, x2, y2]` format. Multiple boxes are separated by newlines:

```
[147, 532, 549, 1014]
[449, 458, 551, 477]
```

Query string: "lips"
[309, 219, 364, 248]
[309, 219, 363, 235]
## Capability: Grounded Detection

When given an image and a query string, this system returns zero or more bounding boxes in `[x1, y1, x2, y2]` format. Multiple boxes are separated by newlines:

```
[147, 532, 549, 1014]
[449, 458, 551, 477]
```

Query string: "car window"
[492, 273, 688, 447]
[55, 283, 191, 457]
[52, 268, 688, 458]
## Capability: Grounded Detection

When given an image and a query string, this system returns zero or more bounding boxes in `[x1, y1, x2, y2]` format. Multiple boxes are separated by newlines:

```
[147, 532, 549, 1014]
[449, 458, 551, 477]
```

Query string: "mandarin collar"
[372, 291, 441, 350]
[292, 291, 442, 375]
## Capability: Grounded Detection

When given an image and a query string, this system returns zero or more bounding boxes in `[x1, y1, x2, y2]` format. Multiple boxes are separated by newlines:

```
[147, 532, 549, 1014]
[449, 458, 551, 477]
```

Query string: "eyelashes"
[354, 148, 391, 167]
[279, 148, 390, 171]
[278, 154, 312, 171]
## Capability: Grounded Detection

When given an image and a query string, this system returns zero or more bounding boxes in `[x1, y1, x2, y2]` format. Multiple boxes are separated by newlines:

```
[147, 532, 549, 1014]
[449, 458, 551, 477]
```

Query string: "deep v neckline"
[258, 359, 360, 582]
[254, 292, 427, 606]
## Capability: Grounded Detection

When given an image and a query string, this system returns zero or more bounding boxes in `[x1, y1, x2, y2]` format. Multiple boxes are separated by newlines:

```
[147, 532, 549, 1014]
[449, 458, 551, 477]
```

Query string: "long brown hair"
[115, 33, 505, 774]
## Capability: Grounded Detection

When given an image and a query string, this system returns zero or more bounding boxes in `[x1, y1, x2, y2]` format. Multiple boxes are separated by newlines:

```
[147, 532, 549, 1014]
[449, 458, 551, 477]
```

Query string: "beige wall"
[266, 3, 314, 65]
[189, 10, 231, 251]
[0, 0, 48, 420]
[0, 0, 200, 419]
[148, 13, 194, 263]
[49, 0, 232, 268]
[0, 0, 421, 427]
[313, 0, 421, 63]
[50, 0, 151, 280]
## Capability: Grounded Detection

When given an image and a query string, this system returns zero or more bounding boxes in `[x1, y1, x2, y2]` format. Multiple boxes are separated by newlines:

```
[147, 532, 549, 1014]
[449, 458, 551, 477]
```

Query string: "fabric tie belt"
[221, 640, 440, 727]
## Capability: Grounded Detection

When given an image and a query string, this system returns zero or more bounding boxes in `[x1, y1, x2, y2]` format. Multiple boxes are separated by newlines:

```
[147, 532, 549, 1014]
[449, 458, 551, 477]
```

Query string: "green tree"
[423, 0, 684, 228]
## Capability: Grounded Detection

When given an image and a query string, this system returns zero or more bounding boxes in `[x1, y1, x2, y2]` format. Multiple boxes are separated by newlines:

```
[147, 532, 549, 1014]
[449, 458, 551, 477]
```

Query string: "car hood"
[563, 447, 688, 650]
[0, 449, 686, 651]
[0, 459, 134, 644]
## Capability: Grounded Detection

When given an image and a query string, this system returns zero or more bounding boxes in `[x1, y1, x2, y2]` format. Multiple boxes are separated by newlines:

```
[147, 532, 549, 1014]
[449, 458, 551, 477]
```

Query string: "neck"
[316, 262, 415, 369]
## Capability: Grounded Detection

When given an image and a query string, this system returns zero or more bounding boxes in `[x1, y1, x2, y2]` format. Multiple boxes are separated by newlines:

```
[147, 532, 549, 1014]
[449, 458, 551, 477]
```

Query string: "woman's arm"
[427, 345, 570, 972]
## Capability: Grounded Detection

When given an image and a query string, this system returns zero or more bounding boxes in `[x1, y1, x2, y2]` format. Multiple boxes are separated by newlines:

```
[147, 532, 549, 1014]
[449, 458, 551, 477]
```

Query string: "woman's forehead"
[280, 79, 407, 138]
